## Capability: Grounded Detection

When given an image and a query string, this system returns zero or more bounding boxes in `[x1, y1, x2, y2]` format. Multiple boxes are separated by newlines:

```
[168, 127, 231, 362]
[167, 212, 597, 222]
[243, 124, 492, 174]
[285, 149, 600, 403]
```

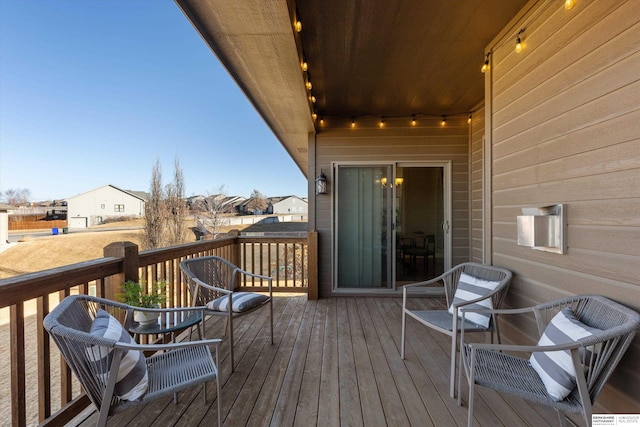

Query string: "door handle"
[442, 220, 450, 233]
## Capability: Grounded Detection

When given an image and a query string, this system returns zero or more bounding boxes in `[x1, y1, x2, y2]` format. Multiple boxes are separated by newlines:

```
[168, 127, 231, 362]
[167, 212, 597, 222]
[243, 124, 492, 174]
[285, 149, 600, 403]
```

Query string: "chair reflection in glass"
[403, 232, 436, 275]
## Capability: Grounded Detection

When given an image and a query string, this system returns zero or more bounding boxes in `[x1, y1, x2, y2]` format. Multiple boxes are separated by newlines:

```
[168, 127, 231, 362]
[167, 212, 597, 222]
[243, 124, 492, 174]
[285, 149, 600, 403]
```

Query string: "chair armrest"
[115, 337, 222, 352]
[191, 276, 232, 296]
[402, 276, 445, 293]
[458, 306, 536, 316]
[464, 340, 585, 354]
[127, 305, 210, 314]
[232, 267, 273, 296]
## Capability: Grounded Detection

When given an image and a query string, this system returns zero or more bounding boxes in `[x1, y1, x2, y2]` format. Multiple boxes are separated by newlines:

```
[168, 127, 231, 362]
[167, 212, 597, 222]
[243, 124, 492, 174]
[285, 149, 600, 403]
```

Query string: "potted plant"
[119, 280, 168, 325]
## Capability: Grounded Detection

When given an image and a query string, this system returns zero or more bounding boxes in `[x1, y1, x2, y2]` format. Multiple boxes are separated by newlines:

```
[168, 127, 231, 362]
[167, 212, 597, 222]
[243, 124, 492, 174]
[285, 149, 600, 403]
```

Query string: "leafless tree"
[246, 189, 268, 214]
[143, 160, 166, 249]
[165, 157, 189, 246]
[2, 188, 31, 205]
[198, 186, 234, 238]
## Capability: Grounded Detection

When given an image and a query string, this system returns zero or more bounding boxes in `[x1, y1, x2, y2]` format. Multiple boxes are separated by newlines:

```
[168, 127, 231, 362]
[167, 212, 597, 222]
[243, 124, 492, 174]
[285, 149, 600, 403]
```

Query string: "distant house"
[267, 196, 308, 215]
[0, 203, 13, 250]
[66, 185, 146, 228]
[188, 194, 246, 213]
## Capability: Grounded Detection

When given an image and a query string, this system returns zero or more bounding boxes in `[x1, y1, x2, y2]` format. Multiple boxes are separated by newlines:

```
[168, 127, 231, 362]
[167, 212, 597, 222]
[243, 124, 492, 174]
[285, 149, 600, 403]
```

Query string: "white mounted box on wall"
[517, 204, 566, 254]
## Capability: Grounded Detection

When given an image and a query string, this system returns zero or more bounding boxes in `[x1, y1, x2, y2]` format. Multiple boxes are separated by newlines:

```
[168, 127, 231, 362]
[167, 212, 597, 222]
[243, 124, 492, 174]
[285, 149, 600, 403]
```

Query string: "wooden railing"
[0, 231, 315, 427]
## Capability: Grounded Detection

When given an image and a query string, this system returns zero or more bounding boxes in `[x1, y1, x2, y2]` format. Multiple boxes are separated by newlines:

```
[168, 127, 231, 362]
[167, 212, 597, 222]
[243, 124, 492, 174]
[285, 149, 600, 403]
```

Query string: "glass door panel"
[335, 165, 392, 289]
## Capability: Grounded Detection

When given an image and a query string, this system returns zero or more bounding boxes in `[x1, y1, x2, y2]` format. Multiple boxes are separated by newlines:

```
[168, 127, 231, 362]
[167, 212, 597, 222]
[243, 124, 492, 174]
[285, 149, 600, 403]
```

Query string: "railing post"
[308, 231, 319, 300]
[103, 241, 139, 302]
[229, 229, 241, 267]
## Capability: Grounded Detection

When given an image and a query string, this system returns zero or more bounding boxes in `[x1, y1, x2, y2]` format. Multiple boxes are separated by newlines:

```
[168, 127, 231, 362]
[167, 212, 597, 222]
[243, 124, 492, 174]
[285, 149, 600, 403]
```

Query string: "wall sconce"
[316, 170, 327, 195]
[395, 177, 404, 186]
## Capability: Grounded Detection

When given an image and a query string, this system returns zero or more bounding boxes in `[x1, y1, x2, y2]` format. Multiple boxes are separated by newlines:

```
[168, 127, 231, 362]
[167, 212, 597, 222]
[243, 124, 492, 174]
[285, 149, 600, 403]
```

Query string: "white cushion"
[529, 308, 600, 401]
[87, 310, 148, 401]
[448, 272, 501, 328]
[207, 292, 269, 313]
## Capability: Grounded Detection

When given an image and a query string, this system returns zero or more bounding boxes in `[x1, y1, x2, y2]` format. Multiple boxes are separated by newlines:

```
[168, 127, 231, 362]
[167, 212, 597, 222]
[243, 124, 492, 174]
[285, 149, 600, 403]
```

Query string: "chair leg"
[450, 333, 457, 398]
[229, 314, 235, 372]
[216, 345, 222, 427]
[467, 382, 475, 427]
[270, 300, 274, 345]
[556, 409, 568, 427]
[401, 310, 406, 359]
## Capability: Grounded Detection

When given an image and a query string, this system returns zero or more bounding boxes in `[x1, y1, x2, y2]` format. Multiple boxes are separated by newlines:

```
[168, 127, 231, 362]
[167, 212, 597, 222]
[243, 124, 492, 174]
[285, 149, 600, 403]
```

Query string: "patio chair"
[401, 262, 512, 398]
[43, 294, 222, 427]
[459, 294, 640, 427]
[180, 255, 273, 372]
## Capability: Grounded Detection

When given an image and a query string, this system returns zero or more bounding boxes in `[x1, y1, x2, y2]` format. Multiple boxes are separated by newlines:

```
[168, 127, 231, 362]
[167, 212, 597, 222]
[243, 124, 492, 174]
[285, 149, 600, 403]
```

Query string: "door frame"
[331, 160, 452, 293]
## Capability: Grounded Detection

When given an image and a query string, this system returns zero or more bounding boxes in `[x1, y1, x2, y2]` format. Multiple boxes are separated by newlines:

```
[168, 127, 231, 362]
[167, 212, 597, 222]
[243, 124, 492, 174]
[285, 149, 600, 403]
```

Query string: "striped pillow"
[207, 292, 269, 313]
[529, 308, 600, 401]
[87, 310, 148, 401]
[448, 272, 500, 328]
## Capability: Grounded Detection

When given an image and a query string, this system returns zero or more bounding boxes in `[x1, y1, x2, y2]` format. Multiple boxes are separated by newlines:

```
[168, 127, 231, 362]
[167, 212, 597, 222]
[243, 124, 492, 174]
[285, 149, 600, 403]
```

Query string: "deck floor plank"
[270, 298, 317, 426]
[293, 299, 326, 426]
[77, 295, 571, 427]
[335, 297, 365, 426]
[316, 299, 340, 426]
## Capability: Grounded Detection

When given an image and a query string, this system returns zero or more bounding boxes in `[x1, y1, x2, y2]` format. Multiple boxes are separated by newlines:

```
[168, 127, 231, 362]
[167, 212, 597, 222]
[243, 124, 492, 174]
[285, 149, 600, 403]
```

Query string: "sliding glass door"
[333, 162, 451, 291]
[334, 164, 393, 289]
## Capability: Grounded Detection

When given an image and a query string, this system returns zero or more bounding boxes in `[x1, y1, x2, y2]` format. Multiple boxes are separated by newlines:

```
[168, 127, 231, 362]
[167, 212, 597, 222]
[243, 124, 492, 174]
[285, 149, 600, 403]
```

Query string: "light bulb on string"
[515, 29, 525, 54]
[481, 52, 490, 73]
[440, 116, 446, 126]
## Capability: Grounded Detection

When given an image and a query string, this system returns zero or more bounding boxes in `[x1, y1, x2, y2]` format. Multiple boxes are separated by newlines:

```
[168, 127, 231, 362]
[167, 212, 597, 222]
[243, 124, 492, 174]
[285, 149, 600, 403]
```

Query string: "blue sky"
[0, 0, 307, 201]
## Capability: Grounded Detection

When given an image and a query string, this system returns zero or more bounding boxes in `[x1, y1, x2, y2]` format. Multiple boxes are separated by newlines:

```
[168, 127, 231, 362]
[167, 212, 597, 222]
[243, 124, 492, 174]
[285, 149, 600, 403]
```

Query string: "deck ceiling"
[175, 0, 528, 176]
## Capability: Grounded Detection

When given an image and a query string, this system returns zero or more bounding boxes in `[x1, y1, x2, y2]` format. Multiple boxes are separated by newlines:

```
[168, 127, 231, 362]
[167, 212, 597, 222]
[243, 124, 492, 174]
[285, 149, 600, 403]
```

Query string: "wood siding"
[470, 105, 485, 263]
[486, 0, 640, 412]
[315, 117, 470, 297]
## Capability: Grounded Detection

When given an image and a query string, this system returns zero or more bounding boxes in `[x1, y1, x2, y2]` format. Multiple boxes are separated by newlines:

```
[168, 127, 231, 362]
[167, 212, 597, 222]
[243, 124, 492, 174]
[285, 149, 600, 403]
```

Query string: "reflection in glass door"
[395, 165, 447, 285]
[334, 165, 392, 289]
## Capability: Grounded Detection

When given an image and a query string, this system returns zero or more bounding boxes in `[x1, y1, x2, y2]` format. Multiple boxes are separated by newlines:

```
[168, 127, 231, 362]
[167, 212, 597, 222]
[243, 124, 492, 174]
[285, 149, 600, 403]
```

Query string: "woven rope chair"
[44, 295, 222, 427]
[401, 262, 512, 398]
[459, 294, 640, 427]
[180, 255, 273, 372]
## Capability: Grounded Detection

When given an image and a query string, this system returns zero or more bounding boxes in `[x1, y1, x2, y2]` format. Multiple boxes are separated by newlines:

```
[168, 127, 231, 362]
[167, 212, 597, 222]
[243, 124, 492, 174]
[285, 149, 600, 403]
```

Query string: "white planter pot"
[134, 310, 159, 325]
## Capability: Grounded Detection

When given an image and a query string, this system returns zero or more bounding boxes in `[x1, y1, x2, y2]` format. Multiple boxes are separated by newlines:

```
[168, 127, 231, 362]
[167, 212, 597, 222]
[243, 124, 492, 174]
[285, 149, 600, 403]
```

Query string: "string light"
[515, 29, 525, 54]
[301, 61, 308, 72]
[441, 116, 446, 126]
[311, 112, 317, 120]
[564, 0, 575, 10]
[310, 96, 316, 103]
[295, 20, 302, 32]
[351, 118, 356, 128]
[379, 118, 385, 128]
[305, 81, 312, 90]
[468, 113, 472, 124]
[320, 117, 324, 125]
[481, 52, 490, 73]
[411, 115, 417, 126]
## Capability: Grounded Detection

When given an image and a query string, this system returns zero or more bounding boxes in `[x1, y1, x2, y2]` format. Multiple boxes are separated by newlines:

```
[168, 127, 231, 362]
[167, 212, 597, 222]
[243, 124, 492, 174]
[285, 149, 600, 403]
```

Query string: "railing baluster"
[37, 295, 51, 422]
[10, 302, 26, 427]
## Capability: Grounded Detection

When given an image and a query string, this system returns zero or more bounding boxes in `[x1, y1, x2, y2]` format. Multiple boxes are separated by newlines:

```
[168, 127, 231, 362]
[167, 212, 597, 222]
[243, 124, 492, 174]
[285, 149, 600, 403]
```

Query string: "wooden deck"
[76, 295, 577, 427]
